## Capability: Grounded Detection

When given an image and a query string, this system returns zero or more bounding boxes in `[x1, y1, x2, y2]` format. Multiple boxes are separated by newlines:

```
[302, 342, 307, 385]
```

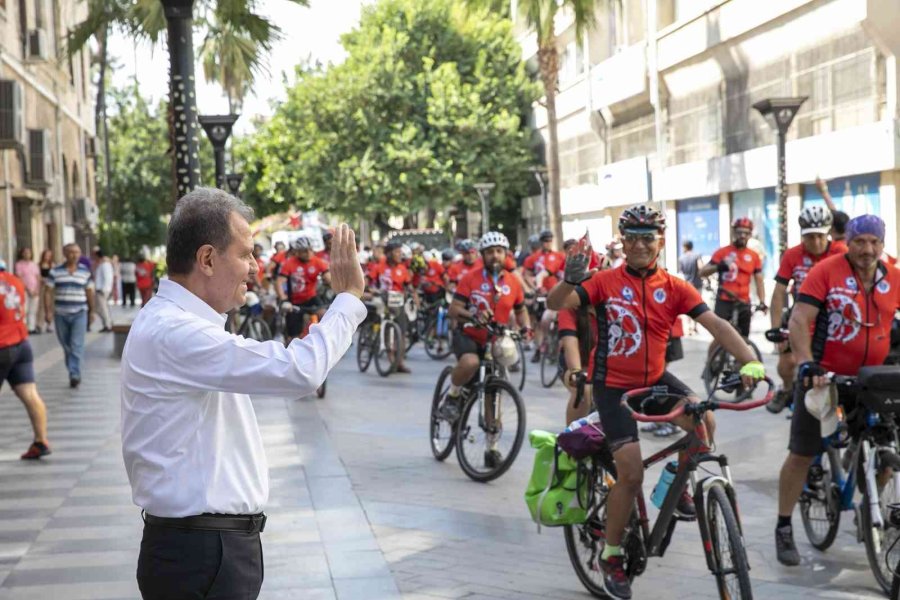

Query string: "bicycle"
[702, 286, 764, 403]
[423, 291, 454, 360]
[356, 301, 380, 373]
[289, 304, 327, 398]
[797, 366, 900, 594]
[540, 306, 560, 388]
[564, 374, 773, 599]
[228, 293, 273, 342]
[429, 322, 527, 482]
[362, 291, 406, 377]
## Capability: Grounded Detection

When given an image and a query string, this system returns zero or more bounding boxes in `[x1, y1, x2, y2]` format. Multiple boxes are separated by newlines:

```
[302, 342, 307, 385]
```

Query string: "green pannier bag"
[524, 430, 589, 531]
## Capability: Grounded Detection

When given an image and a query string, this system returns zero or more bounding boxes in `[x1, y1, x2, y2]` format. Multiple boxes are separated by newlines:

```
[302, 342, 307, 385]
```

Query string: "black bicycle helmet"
[385, 239, 403, 251]
[618, 204, 666, 233]
[441, 249, 455, 262]
[527, 234, 540, 250]
[539, 229, 553, 241]
[322, 230, 333, 242]
[456, 239, 476, 253]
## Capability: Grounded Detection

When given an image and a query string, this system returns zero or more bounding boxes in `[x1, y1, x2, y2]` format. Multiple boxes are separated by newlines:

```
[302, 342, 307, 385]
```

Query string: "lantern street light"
[225, 173, 244, 198]
[528, 166, 548, 231]
[199, 114, 240, 190]
[474, 182, 496, 236]
[752, 97, 807, 256]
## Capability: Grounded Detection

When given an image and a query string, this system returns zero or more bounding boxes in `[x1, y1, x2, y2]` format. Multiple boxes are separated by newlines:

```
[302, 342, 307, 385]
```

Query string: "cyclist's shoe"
[530, 350, 542, 364]
[438, 393, 462, 421]
[766, 389, 792, 414]
[508, 362, 521, 373]
[396, 365, 412, 374]
[775, 526, 801, 566]
[675, 489, 696, 518]
[600, 555, 631, 599]
[640, 422, 659, 433]
[653, 423, 678, 437]
[21, 441, 51, 460]
[484, 449, 503, 469]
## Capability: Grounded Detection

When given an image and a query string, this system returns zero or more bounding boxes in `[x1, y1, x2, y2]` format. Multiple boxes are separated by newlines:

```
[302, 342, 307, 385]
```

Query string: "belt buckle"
[251, 513, 267, 533]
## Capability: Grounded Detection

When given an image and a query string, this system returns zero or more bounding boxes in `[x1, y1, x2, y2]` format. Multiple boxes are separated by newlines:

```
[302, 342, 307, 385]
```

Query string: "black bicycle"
[565, 375, 773, 599]
[702, 286, 764, 403]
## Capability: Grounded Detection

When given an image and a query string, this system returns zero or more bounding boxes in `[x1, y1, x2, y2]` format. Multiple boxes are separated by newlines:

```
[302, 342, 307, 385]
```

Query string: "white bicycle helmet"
[492, 333, 519, 368]
[799, 205, 833, 235]
[400, 244, 412, 261]
[244, 291, 260, 307]
[479, 231, 510, 251]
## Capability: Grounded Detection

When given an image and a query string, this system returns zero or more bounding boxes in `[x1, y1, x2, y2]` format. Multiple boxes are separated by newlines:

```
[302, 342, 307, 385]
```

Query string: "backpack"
[524, 430, 590, 531]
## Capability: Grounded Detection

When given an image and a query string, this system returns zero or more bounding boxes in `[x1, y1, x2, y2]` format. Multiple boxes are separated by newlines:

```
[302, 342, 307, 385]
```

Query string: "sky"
[108, 0, 369, 134]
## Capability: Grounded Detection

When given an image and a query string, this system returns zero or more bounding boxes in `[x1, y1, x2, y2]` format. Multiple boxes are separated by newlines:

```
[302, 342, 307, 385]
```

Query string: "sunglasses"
[622, 233, 661, 245]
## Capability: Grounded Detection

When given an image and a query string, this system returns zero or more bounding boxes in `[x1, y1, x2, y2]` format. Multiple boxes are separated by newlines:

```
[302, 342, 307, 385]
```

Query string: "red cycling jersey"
[775, 242, 844, 298]
[419, 260, 446, 294]
[447, 259, 480, 284]
[366, 255, 387, 286]
[558, 307, 597, 377]
[832, 239, 849, 254]
[315, 249, 330, 264]
[709, 244, 762, 303]
[0, 272, 27, 348]
[577, 263, 708, 388]
[376, 261, 412, 293]
[454, 268, 524, 326]
[797, 254, 900, 375]
[280, 256, 329, 304]
[524, 249, 566, 292]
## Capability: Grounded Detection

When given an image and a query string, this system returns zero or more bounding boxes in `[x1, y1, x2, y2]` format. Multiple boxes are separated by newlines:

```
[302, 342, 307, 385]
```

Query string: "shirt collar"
[624, 260, 659, 279]
[156, 279, 227, 327]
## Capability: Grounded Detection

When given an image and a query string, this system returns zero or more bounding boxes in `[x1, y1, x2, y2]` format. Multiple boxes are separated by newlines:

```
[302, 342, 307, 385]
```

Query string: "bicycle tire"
[356, 324, 375, 373]
[860, 446, 900, 594]
[704, 341, 762, 403]
[375, 320, 402, 377]
[540, 329, 560, 388]
[424, 315, 453, 360]
[455, 378, 525, 482]
[430, 366, 456, 461]
[564, 461, 617, 599]
[705, 481, 753, 599]
[799, 447, 842, 551]
[244, 317, 273, 342]
[511, 338, 526, 391]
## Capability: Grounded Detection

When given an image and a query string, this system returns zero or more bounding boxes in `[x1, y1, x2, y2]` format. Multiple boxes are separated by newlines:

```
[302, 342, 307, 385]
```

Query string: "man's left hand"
[738, 360, 766, 389]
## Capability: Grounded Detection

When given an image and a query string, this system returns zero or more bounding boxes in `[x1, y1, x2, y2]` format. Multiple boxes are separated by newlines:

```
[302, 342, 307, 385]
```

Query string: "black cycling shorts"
[789, 385, 857, 457]
[0, 340, 35, 389]
[452, 330, 483, 359]
[593, 371, 695, 450]
[285, 299, 322, 337]
[422, 289, 444, 305]
[714, 299, 751, 338]
[665, 336, 684, 363]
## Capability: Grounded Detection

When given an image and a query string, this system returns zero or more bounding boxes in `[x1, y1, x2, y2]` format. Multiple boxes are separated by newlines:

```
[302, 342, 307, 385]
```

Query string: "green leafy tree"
[467, 0, 597, 242]
[236, 0, 538, 235]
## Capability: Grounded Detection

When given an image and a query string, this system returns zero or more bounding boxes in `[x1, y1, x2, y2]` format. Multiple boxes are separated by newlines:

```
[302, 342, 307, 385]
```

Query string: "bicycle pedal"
[674, 514, 697, 523]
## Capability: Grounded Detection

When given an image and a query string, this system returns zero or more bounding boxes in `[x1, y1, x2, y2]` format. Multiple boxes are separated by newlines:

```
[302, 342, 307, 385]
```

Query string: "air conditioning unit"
[0, 79, 25, 149]
[28, 29, 48, 61]
[27, 129, 52, 186]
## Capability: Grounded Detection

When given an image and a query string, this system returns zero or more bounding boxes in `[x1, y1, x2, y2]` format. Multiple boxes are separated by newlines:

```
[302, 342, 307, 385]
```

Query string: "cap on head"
[846, 214, 885, 242]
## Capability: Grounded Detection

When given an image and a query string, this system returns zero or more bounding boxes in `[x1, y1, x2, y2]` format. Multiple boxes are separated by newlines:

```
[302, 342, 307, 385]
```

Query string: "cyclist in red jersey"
[766, 206, 843, 413]
[524, 229, 566, 364]
[365, 245, 386, 287]
[277, 238, 331, 343]
[557, 304, 597, 424]
[443, 232, 532, 460]
[315, 230, 333, 264]
[372, 240, 418, 374]
[548, 204, 765, 600]
[419, 252, 449, 304]
[699, 217, 767, 350]
[446, 240, 480, 288]
[774, 214, 900, 566]
[266, 241, 287, 282]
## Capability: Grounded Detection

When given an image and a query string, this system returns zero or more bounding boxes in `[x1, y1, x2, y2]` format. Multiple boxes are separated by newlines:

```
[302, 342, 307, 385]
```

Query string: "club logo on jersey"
[877, 280, 891, 295]
[622, 286, 634, 302]
[501, 285, 511, 295]
[0, 281, 23, 320]
[606, 303, 642, 357]
[743, 254, 752, 262]
[308, 266, 316, 274]
[481, 283, 491, 292]
[802, 256, 813, 266]
[825, 292, 862, 343]
[845, 276, 858, 291]
[722, 253, 739, 282]
[653, 289, 666, 304]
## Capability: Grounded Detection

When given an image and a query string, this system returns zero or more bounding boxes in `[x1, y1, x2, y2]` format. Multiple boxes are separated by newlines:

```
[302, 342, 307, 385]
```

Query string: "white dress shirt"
[121, 279, 366, 517]
[95, 260, 114, 295]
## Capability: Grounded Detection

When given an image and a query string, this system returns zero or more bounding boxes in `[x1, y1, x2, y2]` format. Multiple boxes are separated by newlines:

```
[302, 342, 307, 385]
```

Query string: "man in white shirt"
[121, 188, 366, 600]
[93, 248, 114, 332]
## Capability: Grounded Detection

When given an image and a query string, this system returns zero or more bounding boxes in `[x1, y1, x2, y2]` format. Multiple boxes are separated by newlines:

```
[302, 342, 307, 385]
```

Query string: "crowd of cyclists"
[238, 184, 900, 599]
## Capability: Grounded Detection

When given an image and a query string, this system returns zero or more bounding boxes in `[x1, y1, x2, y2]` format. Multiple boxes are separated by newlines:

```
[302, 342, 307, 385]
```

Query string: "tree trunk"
[96, 24, 113, 222]
[538, 41, 564, 246]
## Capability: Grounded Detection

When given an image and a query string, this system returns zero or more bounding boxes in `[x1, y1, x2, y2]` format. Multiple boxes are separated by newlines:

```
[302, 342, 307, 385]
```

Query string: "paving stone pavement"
[0, 307, 891, 599]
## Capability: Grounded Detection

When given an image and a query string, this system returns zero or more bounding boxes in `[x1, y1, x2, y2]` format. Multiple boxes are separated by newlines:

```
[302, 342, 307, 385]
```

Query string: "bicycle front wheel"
[510, 339, 526, 391]
[705, 481, 753, 599]
[356, 324, 375, 373]
[705, 342, 761, 403]
[799, 448, 841, 551]
[455, 378, 525, 482]
[375, 320, 402, 377]
[540, 333, 560, 388]
[244, 317, 273, 342]
[860, 446, 900, 594]
[429, 366, 456, 461]
[424, 315, 453, 360]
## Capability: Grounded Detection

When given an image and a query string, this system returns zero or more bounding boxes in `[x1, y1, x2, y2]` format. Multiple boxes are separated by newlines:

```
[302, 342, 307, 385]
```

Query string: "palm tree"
[467, 0, 597, 243]
[67, 0, 307, 206]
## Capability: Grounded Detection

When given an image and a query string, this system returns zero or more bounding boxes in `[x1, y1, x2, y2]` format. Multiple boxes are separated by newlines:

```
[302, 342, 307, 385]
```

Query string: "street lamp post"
[528, 166, 548, 231]
[474, 183, 495, 236]
[199, 114, 240, 190]
[160, 0, 201, 199]
[225, 173, 244, 198]
[753, 97, 807, 256]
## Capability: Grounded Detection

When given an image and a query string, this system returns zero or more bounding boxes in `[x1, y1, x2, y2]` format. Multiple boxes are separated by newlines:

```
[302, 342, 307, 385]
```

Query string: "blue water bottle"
[651, 461, 679, 509]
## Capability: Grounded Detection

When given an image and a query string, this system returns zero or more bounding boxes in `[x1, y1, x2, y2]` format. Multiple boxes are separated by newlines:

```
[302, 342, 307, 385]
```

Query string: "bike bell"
[492, 334, 518, 368]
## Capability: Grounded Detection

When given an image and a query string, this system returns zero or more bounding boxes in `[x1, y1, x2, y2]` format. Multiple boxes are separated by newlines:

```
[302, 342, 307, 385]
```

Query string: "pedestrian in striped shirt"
[46, 244, 95, 388]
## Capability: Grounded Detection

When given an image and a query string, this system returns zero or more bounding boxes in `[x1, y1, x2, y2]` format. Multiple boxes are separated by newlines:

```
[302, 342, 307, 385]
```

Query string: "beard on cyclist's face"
[464, 249, 477, 264]
[848, 234, 883, 272]
[481, 247, 506, 273]
[732, 229, 751, 248]
[801, 232, 829, 257]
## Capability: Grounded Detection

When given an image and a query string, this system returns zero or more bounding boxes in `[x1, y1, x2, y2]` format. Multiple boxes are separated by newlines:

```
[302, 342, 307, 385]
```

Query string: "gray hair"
[166, 187, 255, 275]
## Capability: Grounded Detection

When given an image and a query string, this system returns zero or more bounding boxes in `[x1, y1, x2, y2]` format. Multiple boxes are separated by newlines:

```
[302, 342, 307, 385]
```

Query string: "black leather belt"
[143, 511, 267, 533]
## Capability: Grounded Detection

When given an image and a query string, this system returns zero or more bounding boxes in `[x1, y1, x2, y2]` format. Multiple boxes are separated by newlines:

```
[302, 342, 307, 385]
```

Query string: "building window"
[667, 86, 722, 166]
[610, 110, 656, 163]
[558, 41, 584, 87]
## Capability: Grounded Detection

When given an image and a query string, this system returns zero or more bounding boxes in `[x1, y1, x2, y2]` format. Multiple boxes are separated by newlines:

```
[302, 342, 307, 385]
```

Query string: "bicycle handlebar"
[622, 376, 775, 423]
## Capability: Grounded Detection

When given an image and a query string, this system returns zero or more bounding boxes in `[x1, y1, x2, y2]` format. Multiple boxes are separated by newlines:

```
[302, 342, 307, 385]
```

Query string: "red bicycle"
[565, 374, 773, 599]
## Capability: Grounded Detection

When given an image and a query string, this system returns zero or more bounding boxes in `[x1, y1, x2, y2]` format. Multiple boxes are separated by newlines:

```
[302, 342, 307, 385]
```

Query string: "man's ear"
[196, 245, 216, 276]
